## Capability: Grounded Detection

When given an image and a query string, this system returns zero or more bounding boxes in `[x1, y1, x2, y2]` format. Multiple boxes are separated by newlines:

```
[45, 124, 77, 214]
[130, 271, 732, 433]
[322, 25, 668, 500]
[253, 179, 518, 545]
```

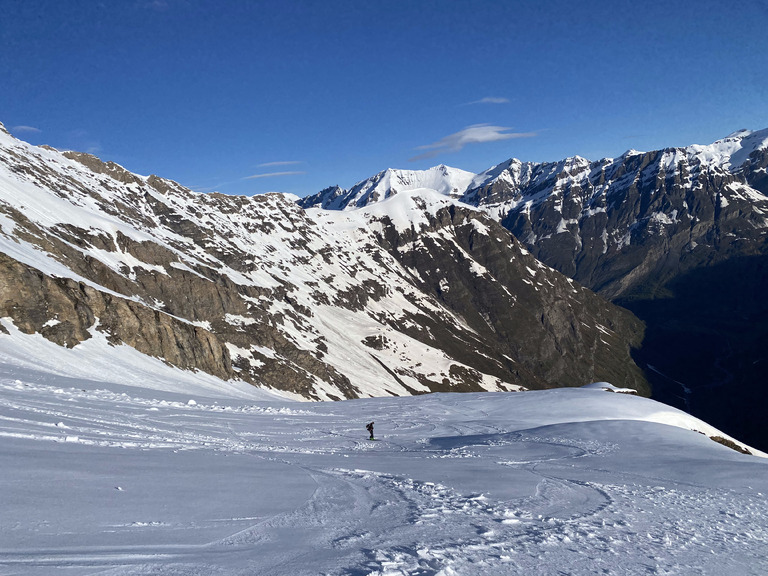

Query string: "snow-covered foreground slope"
[2, 351, 766, 575]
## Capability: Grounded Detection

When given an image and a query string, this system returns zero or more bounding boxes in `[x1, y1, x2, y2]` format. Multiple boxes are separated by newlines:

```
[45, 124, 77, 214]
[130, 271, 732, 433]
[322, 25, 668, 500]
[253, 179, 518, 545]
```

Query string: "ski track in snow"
[1, 375, 767, 575]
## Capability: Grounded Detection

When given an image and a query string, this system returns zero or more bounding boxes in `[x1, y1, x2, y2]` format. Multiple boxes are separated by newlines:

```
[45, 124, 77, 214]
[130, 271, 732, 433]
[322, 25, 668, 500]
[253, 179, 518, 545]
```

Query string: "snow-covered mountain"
[0, 122, 647, 401]
[473, 129, 768, 298]
[298, 164, 478, 210]
[301, 129, 768, 451]
[303, 129, 768, 299]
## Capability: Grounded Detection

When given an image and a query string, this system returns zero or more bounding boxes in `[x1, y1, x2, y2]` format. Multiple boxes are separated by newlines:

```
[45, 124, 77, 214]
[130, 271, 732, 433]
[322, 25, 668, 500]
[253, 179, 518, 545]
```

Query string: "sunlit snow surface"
[2, 332, 767, 575]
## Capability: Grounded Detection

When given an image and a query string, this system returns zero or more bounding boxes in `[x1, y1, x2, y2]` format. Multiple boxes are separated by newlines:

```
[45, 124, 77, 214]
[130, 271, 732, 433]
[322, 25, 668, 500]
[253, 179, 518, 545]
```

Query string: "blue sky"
[3, 0, 767, 197]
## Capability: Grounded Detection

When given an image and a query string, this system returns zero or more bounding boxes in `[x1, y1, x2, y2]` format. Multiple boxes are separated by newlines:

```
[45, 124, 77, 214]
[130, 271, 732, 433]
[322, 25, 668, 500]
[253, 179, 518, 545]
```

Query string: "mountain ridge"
[0, 125, 648, 401]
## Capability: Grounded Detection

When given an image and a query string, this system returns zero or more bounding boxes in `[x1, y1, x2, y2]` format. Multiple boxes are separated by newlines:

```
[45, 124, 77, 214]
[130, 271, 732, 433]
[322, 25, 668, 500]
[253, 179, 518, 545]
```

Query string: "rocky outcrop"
[0, 252, 232, 376]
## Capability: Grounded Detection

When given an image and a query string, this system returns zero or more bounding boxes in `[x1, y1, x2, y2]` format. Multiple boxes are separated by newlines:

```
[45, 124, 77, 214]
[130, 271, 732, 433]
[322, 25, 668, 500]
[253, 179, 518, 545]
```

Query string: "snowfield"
[1, 329, 767, 575]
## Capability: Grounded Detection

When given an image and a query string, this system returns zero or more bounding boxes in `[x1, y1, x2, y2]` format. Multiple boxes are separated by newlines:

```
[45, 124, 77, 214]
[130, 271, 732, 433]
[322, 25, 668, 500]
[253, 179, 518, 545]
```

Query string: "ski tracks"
[321, 434, 768, 576]
[326, 468, 614, 575]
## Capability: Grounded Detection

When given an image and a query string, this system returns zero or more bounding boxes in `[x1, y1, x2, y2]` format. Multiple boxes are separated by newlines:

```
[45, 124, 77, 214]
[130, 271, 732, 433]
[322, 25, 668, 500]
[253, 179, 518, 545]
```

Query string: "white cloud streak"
[409, 124, 535, 162]
[12, 125, 42, 134]
[258, 161, 304, 168]
[243, 171, 306, 180]
[464, 97, 510, 105]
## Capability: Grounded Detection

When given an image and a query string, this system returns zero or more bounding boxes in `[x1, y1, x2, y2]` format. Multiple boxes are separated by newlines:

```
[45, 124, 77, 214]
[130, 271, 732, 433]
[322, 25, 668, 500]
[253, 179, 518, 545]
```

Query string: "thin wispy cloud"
[463, 97, 510, 105]
[189, 167, 306, 192]
[258, 160, 304, 168]
[12, 125, 41, 134]
[243, 171, 306, 180]
[409, 124, 535, 162]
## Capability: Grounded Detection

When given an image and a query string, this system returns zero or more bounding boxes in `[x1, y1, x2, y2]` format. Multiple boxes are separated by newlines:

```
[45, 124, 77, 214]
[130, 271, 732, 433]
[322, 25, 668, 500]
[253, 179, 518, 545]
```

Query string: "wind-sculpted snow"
[0, 363, 765, 575]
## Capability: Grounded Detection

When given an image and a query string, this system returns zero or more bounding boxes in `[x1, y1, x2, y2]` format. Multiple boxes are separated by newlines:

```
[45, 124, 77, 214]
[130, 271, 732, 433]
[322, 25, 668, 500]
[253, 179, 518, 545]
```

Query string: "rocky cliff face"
[466, 135, 768, 300]
[0, 124, 648, 399]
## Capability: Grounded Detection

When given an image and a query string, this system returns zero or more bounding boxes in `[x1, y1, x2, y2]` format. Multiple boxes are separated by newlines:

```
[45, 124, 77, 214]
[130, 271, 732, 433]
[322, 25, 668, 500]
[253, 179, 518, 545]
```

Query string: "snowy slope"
[688, 128, 768, 170]
[319, 186, 471, 233]
[1, 353, 766, 575]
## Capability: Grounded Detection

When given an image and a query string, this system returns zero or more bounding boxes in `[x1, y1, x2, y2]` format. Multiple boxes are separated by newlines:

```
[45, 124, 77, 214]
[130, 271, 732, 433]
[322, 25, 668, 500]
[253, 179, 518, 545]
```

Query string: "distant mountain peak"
[299, 164, 477, 211]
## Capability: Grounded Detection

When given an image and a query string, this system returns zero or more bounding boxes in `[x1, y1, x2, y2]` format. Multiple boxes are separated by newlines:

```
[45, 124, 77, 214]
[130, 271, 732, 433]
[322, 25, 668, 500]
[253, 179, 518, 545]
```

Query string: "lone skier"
[366, 421, 374, 440]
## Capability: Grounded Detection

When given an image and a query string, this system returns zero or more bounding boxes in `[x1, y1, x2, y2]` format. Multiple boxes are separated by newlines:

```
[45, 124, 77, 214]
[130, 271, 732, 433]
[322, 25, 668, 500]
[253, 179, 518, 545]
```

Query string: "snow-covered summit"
[687, 127, 768, 170]
[299, 164, 477, 211]
[369, 164, 477, 198]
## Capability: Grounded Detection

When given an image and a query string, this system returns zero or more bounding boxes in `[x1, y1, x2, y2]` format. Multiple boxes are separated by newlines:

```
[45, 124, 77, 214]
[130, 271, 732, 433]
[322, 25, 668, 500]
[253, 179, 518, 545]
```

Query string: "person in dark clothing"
[366, 421, 374, 440]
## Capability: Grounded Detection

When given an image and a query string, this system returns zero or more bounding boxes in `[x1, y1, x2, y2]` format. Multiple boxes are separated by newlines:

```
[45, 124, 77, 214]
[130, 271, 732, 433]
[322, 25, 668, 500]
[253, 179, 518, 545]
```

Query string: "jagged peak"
[553, 155, 593, 174]
[320, 184, 344, 193]
[469, 157, 526, 189]
[620, 149, 645, 158]
[562, 154, 591, 164]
